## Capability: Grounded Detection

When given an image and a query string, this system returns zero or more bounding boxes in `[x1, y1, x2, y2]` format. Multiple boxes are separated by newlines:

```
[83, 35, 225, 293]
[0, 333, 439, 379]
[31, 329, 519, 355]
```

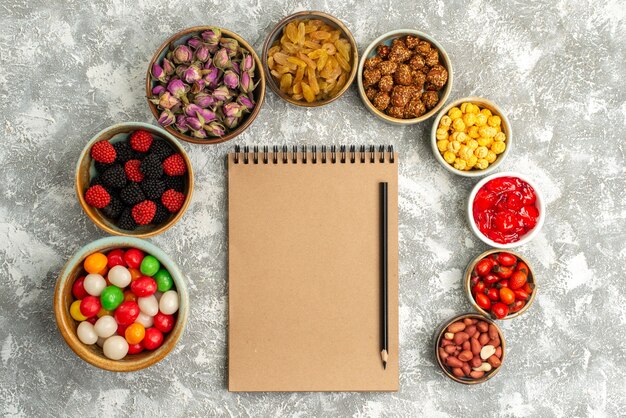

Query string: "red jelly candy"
[107, 249, 126, 268]
[153, 312, 175, 333]
[80, 296, 101, 318]
[130, 277, 157, 297]
[72, 276, 88, 299]
[117, 323, 128, 336]
[124, 248, 145, 269]
[127, 343, 144, 355]
[114, 301, 140, 325]
[142, 328, 163, 350]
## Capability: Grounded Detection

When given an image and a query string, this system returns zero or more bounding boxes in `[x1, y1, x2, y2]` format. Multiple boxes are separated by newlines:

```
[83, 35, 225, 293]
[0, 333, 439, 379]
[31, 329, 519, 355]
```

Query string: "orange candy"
[128, 268, 142, 281]
[123, 290, 137, 303]
[125, 323, 145, 345]
[84, 253, 108, 274]
[97, 308, 112, 318]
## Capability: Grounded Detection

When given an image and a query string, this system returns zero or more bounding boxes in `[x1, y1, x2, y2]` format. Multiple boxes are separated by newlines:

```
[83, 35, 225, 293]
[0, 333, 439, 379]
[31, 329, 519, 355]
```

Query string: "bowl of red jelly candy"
[54, 236, 188, 371]
[468, 172, 545, 248]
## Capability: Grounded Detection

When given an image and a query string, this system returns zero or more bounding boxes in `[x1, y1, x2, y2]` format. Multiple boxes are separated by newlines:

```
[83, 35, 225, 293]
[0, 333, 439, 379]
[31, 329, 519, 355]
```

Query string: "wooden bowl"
[146, 26, 266, 144]
[262, 11, 358, 107]
[464, 249, 538, 319]
[54, 236, 189, 372]
[75, 122, 194, 238]
[431, 97, 512, 177]
[357, 29, 453, 125]
[434, 313, 506, 384]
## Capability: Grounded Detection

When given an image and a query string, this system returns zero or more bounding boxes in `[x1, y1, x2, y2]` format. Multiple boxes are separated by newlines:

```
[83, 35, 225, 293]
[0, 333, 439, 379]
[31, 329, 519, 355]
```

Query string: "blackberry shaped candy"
[141, 178, 165, 200]
[152, 201, 170, 224]
[140, 153, 163, 179]
[94, 161, 113, 174]
[150, 140, 175, 161]
[120, 183, 145, 206]
[100, 164, 127, 189]
[117, 208, 137, 230]
[113, 141, 133, 163]
[101, 196, 124, 219]
[163, 175, 185, 193]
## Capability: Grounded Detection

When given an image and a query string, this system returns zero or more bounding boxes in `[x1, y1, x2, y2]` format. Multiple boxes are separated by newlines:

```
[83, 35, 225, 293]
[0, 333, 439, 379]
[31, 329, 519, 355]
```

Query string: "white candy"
[77, 321, 98, 345]
[84, 274, 106, 296]
[135, 312, 154, 328]
[108, 265, 131, 288]
[94, 315, 117, 338]
[159, 290, 179, 315]
[138, 295, 159, 317]
[103, 335, 129, 360]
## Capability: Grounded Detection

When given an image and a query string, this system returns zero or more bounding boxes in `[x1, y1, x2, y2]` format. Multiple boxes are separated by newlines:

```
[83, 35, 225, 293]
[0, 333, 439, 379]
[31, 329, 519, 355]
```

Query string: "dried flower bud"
[206, 121, 226, 137]
[203, 66, 220, 88]
[151, 63, 166, 82]
[194, 92, 216, 108]
[173, 45, 193, 64]
[242, 53, 255, 72]
[167, 79, 188, 99]
[213, 48, 231, 70]
[231, 61, 240, 75]
[192, 129, 208, 139]
[158, 109, 175, 126]
[196, 108, 217, 124]
[223, 70, 239, 89]
[155, 91, 181, 109]
[237, 94, 255, 110]
[223, 102, 245, 118]
[201, 27, 222, 45]
[219, 37, 239, 57]
[175, 115, 189, 133]
[184, 103, 204, 118]
[152, 85, 166, 96]
[186, 116, 203, 131]
[175, 64, 188, 78]
[183, 65, 202, 83]
[162, 58, 175, 76]
[239, 71, 256, 93]
[212, 85, 231, 103]
[187, 37, 202, 49]
[195, 45, 210, 63]
[190, 79, 206, 94]
[223, 115, 239, 129]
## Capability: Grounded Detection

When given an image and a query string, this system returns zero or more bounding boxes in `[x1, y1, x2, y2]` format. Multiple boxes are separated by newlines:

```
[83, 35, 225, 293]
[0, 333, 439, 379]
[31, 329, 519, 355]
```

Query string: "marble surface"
[1, 0, 625, 416]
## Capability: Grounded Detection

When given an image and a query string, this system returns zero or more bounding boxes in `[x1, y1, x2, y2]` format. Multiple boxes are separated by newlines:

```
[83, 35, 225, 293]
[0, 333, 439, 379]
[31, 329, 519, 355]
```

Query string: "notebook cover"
[228, 150, 399, 392]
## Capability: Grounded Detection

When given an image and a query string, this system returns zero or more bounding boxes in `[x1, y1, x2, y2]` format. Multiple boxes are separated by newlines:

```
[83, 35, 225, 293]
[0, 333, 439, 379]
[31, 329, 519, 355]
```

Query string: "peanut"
[458, 350, 473, 362]
[446, 356, 463, 368]
[461, 363, 471, 376]
[463, 318, 473, 326]
[472, 362, 492, 372]
[444, 345, 456, 354]
[470, 356, 482, 368]
[470, 370, 485, 379]
[438, 347, 448, 360]
[452, 367, 465, 377]
[479, 333, 490, 345]
[471, 337, 481, 355]
[488, 337, 501, 348]
[487, 355, 502, 368]
[444, 332, 454, 340]
[465, 325, 477, 337]
[476, 321, 489, 333]
[462, 341, 471, 351]
[453, 331, 470, 345]
[488, 324, 499, 340]
[480, 345, 496, 360]
[495, 346, 502, 358]
[441, 339, 453, 347]
[447, 321, 466, 333]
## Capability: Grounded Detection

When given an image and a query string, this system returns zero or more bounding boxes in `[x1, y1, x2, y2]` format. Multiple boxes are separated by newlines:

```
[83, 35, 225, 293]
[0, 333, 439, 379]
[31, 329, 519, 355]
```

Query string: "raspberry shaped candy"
[124, 160, 144, 182]
[161, 189, 185, 213]
[131, 200, 157, 225]
[130, 130, 153, 153]
[85, 185, 111, 209]
[163, 154, 187, 176]
[91, 140, 116, 164]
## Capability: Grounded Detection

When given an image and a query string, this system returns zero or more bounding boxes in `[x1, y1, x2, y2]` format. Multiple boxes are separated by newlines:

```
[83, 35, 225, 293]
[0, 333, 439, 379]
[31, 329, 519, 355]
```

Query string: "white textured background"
[1, 0, 625, 416]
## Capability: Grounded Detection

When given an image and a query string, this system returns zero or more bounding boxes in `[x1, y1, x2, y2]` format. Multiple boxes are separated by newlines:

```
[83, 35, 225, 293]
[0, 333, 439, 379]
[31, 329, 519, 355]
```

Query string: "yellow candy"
[452, 118, 466, 132]
[495, 132, 506, 142]
[491, 141, 506, 154]
[440, 115, 452, 127]
[481, 108, 492, 117]
[479, 126, 497, 138]
[459, 145, 473, 160]
[475, 113, 488, 126]
[488, 115, 501, 127]
[476, 158, 489, 169]
[437, 139, 449, 153]
[467, 139, 479, 150]
[443, 151, 456, 164]
[447, 141, 461, 153]
[84, 253, 107, 274]
[460, 102, 470, 113]
[453, 158, 467, 170]
[436, 128, 449, 140]
[486, 150, 497, 163]
[475, 146, 489, 159]
[467, 155, 478, 168]
[448, 107, 462, 120]
[468, 126, 480, 138]
[70, 300, 87, 321]
[463, 113, 477, 128]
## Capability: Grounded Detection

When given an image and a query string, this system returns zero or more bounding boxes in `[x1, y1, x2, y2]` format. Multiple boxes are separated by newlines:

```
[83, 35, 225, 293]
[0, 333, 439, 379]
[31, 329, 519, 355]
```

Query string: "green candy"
[100, 285, 124, 311]
[140, 255, 160, 276]
[154, 268, 173, 292]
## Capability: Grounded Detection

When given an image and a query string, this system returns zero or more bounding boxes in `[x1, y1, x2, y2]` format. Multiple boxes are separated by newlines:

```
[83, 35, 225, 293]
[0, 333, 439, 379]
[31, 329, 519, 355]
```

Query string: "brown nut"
[408, 54, 426, 71]
[461, 363, 471, 376]
[390, 85, 412, 108]
[470, 355, 482, 368]
[487, 355, 502, 368]
[477, 321, 489, 333]
[389, 42, 412, 62]
[465, 325, 477, 337]
[404, 97, 426, 118]
[463, 318, 474, 326]
[462, 341, 471, 351]
[416, 40, 432, 56]
[452, 367, 465, 377]
[479, 333, 490, 345]
[480, 345, 496, 360]
[495, 346, 502, 358]
[405, 35, 420, 49]
[470, 370, 485, 379]
[386, 106, 405, 119]
[470, 338, 481, 355]
[441, 339, 453, 347]
[453, 331, 470, 345]
[422, 91, 439, 110]
[458, 350, 473, 362]
[378, 75, 394, 92]
[488, 324, 499, 340]
[444, 345, 456, 354]
[364, 56, 382, 70]
[379, 60, 398, 75]
[446, 356, 463, 368]
[425, 49, 439, 67]
[426, 64, 448, 89]
[363, 68, 382, 88]
[365, 87, 378, 101]
[372, 91, 391, 111]
[376, 44, 390, 59]
[411, 71, 426, 90]
[488, 337, 501, 348]
[393, 64, 413, 85]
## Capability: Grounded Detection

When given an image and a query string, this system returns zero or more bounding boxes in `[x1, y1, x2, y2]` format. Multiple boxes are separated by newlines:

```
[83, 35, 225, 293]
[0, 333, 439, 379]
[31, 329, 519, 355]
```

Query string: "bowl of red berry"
[76, 122, 193, 238]
[54, 236, 188, 371]
[464, 249, 537, 319]
[468, 171, 545, 248]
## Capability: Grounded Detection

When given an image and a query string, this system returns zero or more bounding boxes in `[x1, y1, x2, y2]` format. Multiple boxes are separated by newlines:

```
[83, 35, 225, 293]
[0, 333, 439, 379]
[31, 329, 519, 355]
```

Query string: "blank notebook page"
[228, 149, 398, 392]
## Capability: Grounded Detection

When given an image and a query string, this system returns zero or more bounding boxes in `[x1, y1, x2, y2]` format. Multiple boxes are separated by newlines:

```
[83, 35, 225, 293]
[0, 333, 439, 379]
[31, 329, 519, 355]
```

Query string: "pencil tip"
[383, 361, 387, 370]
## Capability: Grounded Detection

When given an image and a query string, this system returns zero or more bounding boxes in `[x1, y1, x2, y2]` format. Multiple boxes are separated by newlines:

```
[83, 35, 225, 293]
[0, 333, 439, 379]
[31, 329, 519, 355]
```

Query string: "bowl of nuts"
[262, 11, 358, 107]
[431, 97, 512, 176]
[357, 29, 452, 124]
[435, 313, 505, 384]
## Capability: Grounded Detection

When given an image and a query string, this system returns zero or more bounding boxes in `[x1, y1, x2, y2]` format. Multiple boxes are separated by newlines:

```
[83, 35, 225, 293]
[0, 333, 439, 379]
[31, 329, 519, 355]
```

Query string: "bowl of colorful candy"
[76, 122, 194, 238]
[146, 26, 265, 144]
[54, 236, 188, 372]
[468, 171, 545, 248]
[262, 11, 358, 107]
[464, 249, 537, 320]
[431, 97, 512, 176]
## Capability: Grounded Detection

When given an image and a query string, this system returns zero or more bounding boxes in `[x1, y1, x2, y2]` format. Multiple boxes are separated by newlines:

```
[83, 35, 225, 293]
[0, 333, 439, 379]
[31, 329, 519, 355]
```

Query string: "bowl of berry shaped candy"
[54, 236, 188, 371]
[76, 122, 193, 238]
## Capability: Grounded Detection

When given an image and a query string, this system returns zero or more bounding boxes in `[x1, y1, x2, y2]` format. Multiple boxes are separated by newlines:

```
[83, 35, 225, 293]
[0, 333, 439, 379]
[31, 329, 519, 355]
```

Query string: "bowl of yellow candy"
[431, 97, 512, 177]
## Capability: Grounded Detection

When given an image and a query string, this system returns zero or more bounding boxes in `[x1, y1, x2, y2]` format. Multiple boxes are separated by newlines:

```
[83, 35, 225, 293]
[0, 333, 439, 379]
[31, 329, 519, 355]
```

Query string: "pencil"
[380, 182, 388, 370]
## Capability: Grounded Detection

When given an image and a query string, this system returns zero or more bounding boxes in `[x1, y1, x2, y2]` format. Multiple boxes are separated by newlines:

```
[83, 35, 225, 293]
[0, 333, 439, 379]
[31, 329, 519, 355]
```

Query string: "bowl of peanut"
[357, 29, 452, 125]
[262, 11, 358, 107]
[431, 97, 512, 177]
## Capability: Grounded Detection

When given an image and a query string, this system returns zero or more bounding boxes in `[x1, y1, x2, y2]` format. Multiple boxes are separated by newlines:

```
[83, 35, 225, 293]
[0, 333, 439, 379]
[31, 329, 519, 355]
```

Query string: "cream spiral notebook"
[228, 145, 399, 392]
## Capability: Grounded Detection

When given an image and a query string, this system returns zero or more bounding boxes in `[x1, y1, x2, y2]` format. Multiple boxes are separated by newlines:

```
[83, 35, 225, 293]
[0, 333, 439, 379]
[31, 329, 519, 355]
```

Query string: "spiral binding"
[233, 145, 395, 164]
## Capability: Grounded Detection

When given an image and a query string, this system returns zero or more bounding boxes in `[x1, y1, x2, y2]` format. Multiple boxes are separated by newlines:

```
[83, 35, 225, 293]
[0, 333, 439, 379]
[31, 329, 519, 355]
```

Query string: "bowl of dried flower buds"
[357, 29, 453, 125]
[262, 11, 358, 107]
[146, 26, 266, 144]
